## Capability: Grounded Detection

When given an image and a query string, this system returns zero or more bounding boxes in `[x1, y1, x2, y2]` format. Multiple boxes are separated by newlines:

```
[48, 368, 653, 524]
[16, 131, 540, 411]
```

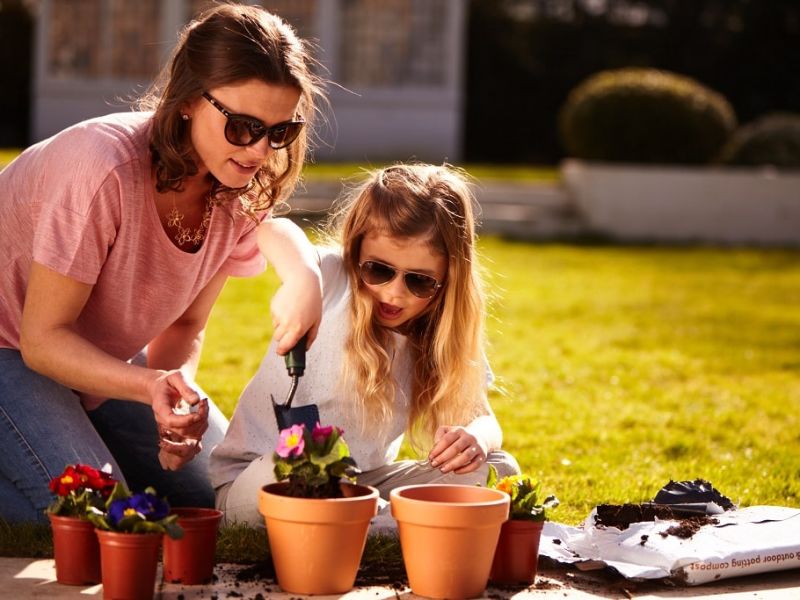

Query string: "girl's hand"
[270, 269, 323, 355]
[428, 425, 488, 474]
[148, 370, 209, 439]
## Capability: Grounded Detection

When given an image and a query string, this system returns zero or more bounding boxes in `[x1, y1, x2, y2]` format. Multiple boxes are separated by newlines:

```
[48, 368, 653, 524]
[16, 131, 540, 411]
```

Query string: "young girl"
[211, 164, 520, 526]
[0, 4, 324, 521]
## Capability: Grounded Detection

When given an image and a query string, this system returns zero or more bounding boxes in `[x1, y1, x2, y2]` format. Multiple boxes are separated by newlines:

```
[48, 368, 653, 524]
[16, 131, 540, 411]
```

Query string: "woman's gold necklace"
[166, 193, 213, 247]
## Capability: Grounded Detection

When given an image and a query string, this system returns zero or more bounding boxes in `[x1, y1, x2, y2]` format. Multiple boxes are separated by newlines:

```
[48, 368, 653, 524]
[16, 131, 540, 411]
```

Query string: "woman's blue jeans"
[0, 349, 227, 523]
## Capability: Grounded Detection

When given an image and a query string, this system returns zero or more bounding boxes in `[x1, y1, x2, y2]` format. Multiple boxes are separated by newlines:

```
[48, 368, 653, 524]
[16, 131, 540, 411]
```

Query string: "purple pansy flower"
[108, 492, 170, 526]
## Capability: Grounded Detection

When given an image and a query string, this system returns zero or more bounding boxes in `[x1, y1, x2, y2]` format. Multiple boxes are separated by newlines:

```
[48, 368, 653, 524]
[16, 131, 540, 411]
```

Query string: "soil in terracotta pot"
[594, 503, 718, 538]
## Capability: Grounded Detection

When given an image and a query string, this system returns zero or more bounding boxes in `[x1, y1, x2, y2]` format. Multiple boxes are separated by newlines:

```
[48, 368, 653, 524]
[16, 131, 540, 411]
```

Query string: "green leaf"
[117, 513, 145, 532]
[274, 461, 292, 481]
[310, 427, 336, 456]
[164, 521, 184, 540]
[46, 496, 67, 516]
[131, 521, 164, 534]
[518, 488, 540, 510]
[486, 464, 498, 488]
[307, 472, 330, 488]
[87, 494, 106, 512]
[106, 482, 131, 508]
[310, 437, 349, 468]
[293, 461, 320, 481]
[85, 508, 110, 530]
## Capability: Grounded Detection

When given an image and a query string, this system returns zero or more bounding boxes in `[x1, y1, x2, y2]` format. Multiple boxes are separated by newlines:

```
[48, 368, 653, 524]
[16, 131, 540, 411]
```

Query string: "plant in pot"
[258, 423, 379, 595]
[86, 484, 183, 600]
[46, 463, 117, 585]
[486, 465, 559, 585]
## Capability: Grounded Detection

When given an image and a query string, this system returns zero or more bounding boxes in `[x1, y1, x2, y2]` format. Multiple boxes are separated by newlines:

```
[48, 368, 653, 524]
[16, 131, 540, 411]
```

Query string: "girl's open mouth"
[377, 302, 402, 320]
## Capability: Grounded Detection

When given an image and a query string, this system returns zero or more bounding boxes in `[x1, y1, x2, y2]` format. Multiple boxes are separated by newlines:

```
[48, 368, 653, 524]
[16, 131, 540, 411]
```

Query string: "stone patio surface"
[3, 556, 799, 599]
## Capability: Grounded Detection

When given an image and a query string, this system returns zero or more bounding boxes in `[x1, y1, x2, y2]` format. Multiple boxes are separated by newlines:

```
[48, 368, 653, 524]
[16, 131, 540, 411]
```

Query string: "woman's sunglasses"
[202, 92, 305, 149]
[358, 260, 442, 299]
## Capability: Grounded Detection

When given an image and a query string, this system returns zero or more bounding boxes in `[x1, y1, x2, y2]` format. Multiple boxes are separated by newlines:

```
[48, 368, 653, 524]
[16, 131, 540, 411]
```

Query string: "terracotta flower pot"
[490, 519, 544, 585]
[258, 482, 379, 595]
[390, 484, 510, 599]
[96, 530, 162, 600]
[49, 514, 101, 585]
[162, 507, 223, 584]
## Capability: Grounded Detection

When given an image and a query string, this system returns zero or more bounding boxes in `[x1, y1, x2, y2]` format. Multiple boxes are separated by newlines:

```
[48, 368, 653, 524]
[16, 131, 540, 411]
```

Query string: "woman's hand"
[148, 370, 209, 439]
[157, 426, 203, 471]
[150, 371, 208, 471]
[428, 425, 488, 475]
[270, 269, 323, 355]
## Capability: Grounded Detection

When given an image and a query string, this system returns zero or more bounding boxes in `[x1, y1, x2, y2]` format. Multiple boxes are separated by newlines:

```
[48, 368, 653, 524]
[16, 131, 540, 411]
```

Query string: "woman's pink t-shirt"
[0, 111, 266, 361]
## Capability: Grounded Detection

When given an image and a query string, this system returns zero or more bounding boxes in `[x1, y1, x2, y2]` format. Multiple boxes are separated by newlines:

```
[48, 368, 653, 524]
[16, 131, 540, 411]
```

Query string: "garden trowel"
[271, 334, 320, 431]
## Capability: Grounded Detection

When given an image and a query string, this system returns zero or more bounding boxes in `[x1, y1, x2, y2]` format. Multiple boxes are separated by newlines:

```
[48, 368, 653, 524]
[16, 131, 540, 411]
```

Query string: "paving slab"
[3, 557, 799, 599]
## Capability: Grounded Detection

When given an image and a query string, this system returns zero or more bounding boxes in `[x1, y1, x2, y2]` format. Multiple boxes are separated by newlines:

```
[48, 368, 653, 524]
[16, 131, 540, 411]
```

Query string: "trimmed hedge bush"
[559, 68, 737, 164]
[720, 112, 800, 169]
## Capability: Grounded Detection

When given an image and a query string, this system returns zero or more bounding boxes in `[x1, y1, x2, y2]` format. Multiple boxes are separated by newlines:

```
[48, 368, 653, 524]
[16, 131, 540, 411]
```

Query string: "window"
[47, 0, 161, 80]
[338, 0, 447, 87]
[261, 0, 316, 41]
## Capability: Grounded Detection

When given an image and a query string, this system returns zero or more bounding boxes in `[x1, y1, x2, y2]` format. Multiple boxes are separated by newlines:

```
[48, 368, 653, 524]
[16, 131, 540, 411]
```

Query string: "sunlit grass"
[304, 161, 558, 182]
[201, 240, 800, 526]
[478, 241, 800, 523]
[2, 241, 798, 562]
[458, 164, 559, 182]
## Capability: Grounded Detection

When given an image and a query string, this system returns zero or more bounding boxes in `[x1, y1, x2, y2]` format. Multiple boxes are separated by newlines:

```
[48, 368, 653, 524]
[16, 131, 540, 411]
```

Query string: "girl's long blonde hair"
[332, 164, 487, 450]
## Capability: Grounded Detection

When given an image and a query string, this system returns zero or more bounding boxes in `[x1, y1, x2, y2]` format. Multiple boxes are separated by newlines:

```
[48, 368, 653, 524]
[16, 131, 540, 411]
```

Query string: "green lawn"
[200, 240, 800, 525]
[303, 161, 559, 182]
[1, 142, 796, 548]
[2, 240, 798, 561]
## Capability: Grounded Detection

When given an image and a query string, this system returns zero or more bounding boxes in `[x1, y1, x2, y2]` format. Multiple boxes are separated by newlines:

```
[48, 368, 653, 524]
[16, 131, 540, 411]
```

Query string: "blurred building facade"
[31, 0, 466, 161]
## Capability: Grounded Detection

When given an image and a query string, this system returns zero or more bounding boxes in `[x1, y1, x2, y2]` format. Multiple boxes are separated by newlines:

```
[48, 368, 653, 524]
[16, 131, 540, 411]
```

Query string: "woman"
[0, 4, 324, 521]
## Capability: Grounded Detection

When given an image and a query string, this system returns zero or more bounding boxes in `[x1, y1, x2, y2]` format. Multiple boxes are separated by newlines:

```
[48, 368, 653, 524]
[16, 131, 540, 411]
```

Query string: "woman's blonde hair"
[331, 164, 487, 450]
[138, 3, 326, 218]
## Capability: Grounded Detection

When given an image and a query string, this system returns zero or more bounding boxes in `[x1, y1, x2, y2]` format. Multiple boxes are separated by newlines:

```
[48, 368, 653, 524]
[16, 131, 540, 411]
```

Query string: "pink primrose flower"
[312, 424, 344, 445]
[276, 424, 305, 458]
[311, 424, 334, 444]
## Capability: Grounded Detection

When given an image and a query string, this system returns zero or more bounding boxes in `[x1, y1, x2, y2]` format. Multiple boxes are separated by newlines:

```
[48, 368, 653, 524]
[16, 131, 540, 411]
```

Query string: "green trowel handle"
[285, 333, 307, 377]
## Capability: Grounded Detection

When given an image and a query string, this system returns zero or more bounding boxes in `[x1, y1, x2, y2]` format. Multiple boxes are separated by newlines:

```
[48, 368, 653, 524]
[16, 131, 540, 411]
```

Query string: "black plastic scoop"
[271, 334, 320, 431]
[650, 479, 735, 516]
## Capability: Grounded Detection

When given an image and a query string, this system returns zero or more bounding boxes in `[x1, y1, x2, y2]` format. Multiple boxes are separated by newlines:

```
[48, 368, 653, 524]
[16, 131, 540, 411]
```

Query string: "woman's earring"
[181, 114, 190, 121]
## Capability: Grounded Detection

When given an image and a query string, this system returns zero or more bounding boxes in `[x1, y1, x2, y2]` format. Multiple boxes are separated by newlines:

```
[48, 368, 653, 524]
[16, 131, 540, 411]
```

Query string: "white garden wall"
[561, 159, 800, 246]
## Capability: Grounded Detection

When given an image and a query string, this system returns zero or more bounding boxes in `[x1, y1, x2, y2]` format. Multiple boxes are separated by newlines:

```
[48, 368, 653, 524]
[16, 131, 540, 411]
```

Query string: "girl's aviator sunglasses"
[358, 260, 442, 299]
[202, 92, 305, 149]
